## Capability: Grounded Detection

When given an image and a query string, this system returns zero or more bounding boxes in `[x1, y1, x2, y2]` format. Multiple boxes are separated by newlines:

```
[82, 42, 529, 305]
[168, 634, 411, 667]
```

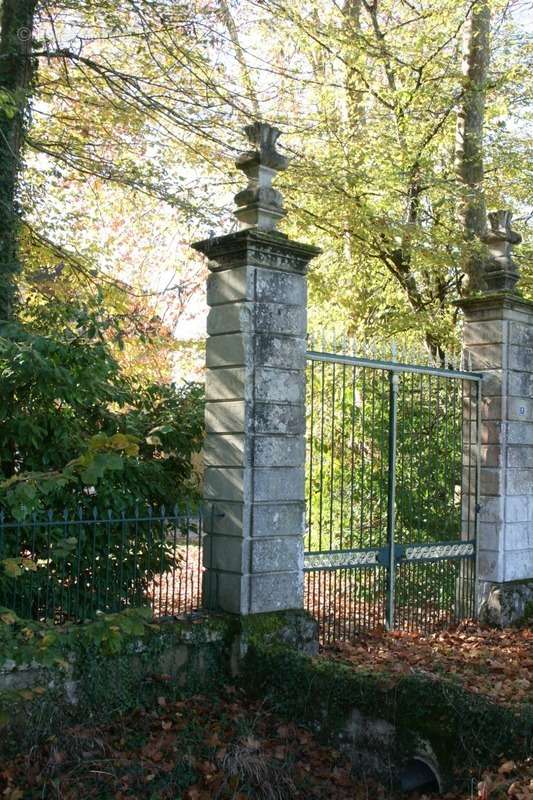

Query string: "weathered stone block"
[204, 434, 246, 468]
[507, 446, 533, 469]
[504, 522, 531, 552]
[207, 303, 252, 336]
[481, 396, 502, 420]
[251, 502, 305, 538]
[203, 571, 248, 615]
[254, 402, 305, 434]
[504, 549, 533, 582]
[508, 397, 533, 422]
[480, 445, 501, 467]
[510, 322, 533, 348]
[463, 320, 505, 345]
[203, 501, 247, 537]
[207, 267, 250, 306]
[508, 421, 533, 445]
[508, 371, 533, 397]
[248, 571, 303, 613]
[202, 534, 250, 572]
[251, 536, 303, 573]
[505, 495, 529, 523]
[477, 523, 501, 551]
[206, 333, 249, 368]
[253, 435, 305, 467]
[509, 345, 533, 372]
[506, 469, 533, 496]
[477, 549, 503, 583]
[255, 268, 306, 305]
[254, 303, 306, 335]
[480, 468, 502, 497]
[206, 367, 247, 402]
[481, 371, 503, 395]
[255, 367, 305, 404]
[467, 343, 504, 371]
[481, 421, 504, 445]
[255, 334, 306, 369]
[253, 467, 305, 502]
[205, 400, 248, 434]
[204, 467, 247, 502]
[479, 497, 504, 523]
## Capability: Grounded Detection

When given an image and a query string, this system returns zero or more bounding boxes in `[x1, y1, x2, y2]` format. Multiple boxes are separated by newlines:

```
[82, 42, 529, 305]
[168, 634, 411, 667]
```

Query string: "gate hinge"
[475, 503, 482, 515]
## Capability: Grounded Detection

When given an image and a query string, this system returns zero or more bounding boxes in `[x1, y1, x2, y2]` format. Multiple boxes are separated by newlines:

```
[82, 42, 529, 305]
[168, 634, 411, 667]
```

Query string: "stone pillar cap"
[234, 122, 288, 232]
[480, 210, 522, 293]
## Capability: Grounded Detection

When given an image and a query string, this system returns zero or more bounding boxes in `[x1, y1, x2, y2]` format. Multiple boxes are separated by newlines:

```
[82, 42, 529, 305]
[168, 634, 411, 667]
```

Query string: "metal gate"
[303, 345, 481, 642]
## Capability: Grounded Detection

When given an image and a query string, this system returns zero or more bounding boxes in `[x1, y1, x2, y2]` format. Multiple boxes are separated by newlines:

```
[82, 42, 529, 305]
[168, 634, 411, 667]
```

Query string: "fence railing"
[0, 506, 204, 623]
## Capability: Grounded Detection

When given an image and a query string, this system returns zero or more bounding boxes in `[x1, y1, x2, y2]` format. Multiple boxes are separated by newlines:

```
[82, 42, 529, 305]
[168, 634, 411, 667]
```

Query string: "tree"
[455, 0, 491, 292]
[1, 0, 531, 362]
[216, 0, 531, 355]
[0, 0, 38, 322]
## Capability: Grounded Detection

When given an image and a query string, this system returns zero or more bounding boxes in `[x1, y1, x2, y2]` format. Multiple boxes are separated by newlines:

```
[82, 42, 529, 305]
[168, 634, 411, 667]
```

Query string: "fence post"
[458, 211, 533, 625]
[386, 371, 399, 630]
[193, 123, 320, 615]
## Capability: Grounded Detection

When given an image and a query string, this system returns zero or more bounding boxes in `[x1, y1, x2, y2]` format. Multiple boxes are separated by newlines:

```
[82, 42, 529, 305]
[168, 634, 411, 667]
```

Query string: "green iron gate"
[303, 346, 482, 642]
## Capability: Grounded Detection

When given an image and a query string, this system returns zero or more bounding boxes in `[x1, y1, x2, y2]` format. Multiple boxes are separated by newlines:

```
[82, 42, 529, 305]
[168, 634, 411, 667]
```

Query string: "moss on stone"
[241, 643, 533, 787]
[240, 609, 318, 652]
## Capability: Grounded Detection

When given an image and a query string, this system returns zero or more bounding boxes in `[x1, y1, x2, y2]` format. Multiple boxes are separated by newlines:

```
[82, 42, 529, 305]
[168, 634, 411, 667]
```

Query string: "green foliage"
[0, 609, 232, 745]
[0, 296, 204, 624]
[0, 301, 205, 517]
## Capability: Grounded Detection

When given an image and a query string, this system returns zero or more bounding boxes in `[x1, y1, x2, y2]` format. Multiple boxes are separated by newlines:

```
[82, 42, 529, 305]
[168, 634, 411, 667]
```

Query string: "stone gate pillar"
[193, 123, 320, 615]
[459, 211, 533, 624]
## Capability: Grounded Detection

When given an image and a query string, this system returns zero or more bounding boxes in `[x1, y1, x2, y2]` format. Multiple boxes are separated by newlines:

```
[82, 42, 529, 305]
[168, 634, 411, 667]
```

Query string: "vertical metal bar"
[119, 511, 126, 610]
[359, 368, 366, 548]
[170, 505, 179, 614]
[349, 364, 357, 548]
[369, 370, 376, 546]
[379, 370, 386, 544]
[339, 364, 347, 550]
[473, 378, 482, 617]
[386, 371, 399, 631]
[307, 359, 315, 552]
[105, 509, 112, 612]
[329, 362, 336, 551]
[318, 361, 326, 551]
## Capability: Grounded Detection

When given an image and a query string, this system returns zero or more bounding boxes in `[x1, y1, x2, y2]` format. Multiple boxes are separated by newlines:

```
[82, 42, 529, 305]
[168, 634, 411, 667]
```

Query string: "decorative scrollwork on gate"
[304, 549, 381, 570]
[405, 542, 475, 562]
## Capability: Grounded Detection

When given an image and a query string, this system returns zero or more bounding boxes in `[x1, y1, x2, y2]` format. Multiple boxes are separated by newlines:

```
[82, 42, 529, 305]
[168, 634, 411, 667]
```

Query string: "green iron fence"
[0, 506, 204, 623]
[304, 344, 481, 641]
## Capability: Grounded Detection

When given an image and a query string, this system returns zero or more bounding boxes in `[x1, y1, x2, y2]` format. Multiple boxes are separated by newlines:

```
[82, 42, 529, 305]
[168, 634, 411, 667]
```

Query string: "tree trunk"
[455, 0, 490, 293]
[0, 0, 38, 324]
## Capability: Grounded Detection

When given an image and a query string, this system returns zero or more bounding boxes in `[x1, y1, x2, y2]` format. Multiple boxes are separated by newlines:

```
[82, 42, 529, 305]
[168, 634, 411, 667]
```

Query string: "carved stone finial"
[481, 210, 522, 293]
[234, 122, 288, 231]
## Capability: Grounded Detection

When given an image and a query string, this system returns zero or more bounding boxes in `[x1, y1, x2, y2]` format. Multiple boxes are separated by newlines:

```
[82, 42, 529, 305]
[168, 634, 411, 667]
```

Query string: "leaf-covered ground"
[1, 624, 531, 799]
[0, 686, 531, 800]
[0, 685, 389, 800]
[323, 622, 533, 707]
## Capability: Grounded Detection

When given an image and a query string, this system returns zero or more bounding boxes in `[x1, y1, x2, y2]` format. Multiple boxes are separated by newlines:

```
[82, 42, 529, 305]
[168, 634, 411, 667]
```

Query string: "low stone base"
[0, 608, 319, 756]
[478, 580, 533, 627]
